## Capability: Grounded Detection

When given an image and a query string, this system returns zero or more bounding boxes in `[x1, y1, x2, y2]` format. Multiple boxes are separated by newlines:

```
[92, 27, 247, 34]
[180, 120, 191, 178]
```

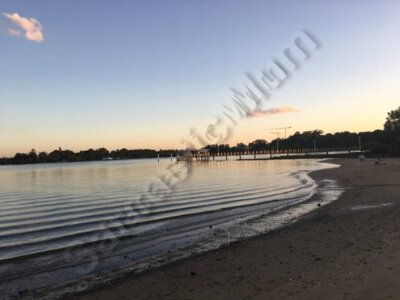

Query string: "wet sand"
[71, 158, 400, 300]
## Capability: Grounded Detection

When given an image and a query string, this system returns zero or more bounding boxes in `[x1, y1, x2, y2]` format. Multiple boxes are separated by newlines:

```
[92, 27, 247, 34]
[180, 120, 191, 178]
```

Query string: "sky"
[0, 0, 399, 156]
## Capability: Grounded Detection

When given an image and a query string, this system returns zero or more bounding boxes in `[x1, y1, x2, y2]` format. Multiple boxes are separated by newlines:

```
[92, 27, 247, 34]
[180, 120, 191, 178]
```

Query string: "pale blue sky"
[0, 0, 399, 156]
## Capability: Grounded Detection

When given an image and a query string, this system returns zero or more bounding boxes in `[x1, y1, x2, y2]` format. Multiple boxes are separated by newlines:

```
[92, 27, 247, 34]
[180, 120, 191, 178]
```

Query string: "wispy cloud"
[247, 106, 299, 118]
[2, 12, 44, 42]
[7, 28, 21, 36]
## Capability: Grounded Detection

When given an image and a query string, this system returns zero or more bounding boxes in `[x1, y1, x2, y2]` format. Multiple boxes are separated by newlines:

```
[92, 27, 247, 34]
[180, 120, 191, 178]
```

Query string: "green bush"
[366, 142, 389, 154]
[389, 138, 400, 156]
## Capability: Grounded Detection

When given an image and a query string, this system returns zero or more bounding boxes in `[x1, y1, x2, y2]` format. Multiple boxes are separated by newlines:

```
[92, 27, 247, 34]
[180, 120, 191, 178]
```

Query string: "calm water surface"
[0, 158, 338, 298]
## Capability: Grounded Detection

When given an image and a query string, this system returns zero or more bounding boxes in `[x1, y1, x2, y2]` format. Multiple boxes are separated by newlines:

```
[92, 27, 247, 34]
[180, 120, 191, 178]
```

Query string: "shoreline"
[63, 157, 400, 300]
[0, 158, 338, 300]
[24, 159, 336, 300]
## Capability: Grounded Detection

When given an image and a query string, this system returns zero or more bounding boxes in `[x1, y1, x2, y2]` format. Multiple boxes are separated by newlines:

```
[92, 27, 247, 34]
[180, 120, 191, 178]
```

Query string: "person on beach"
[358, 152, 366, 163]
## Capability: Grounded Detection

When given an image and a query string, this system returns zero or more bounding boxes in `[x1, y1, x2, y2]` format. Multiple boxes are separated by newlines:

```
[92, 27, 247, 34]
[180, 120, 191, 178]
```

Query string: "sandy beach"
[69, 158, 400, 300]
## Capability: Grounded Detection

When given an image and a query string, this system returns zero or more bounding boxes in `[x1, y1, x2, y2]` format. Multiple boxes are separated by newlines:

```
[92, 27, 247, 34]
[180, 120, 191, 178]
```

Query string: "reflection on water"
[0, 158, 338, 299]
[0, 159, 334, 261]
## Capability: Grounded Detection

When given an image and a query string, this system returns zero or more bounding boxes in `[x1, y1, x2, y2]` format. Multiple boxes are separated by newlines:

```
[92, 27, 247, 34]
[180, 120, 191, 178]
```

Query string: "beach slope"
[72, 158, 400, 300]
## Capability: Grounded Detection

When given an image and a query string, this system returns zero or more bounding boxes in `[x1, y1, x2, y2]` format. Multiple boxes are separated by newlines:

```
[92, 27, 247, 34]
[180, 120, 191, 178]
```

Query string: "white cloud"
[247, 106, 299, 118]
[2, 12, 44, 42]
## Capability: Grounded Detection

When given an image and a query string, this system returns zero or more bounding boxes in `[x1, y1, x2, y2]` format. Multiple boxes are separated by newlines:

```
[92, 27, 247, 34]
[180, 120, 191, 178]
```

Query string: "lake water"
[0, 158, 340, 298]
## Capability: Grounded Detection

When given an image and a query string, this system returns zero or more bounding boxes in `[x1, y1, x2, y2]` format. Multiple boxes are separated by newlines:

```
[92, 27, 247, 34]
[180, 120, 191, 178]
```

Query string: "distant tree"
[218, 144, 231, 153]
[204, 144, 217, 153]
[302, 130, 323, 137]
[158, 149, 178, 157]
[117, 148, 129, 159]
[0, 157, 9, 165]
[28, 149, 39, 163]
[62, 150, 76, 162]
[96, 148, 109, 159]
[229, 142, 247, 152]
[390, 138, 400, 155]
[384, 106, 400, 132]
[38, 152, 48, 163]
[13, 153, 29, 164]
[249, 139, 268, 151]
[48, 150, 61, 162]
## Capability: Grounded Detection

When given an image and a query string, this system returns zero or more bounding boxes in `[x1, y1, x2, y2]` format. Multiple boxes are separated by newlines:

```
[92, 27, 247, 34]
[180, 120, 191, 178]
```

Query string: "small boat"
[102, 157, 113, 161]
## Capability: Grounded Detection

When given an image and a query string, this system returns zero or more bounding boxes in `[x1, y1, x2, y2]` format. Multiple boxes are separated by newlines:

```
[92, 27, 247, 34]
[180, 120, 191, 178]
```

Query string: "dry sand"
[71, 158, 400, 300]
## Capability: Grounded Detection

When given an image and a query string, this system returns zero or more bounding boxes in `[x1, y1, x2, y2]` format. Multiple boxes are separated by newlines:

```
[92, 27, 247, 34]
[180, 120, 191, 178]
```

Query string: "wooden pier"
[209, 146, 361, 161]
[176, 146, 361, 162]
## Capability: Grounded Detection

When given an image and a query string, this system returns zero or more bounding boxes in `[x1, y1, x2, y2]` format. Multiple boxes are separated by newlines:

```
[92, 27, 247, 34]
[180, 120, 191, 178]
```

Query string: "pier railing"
[206, 146, 361, 160]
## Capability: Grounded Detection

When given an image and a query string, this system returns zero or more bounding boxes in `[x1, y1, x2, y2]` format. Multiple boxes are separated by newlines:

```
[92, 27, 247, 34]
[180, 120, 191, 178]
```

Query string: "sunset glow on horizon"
[1, 0, 399, 156]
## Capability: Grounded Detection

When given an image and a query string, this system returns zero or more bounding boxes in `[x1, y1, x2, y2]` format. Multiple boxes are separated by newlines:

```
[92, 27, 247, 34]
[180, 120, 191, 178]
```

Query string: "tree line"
[204, 129, 399, 155]
[0, 148, 179, 165]
[205, 107, 400, 155]
[1, 107, 399, 165]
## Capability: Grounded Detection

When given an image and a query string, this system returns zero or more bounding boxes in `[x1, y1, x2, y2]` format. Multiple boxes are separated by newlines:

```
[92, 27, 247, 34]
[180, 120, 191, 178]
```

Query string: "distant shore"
[67, 157, 400, 300]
